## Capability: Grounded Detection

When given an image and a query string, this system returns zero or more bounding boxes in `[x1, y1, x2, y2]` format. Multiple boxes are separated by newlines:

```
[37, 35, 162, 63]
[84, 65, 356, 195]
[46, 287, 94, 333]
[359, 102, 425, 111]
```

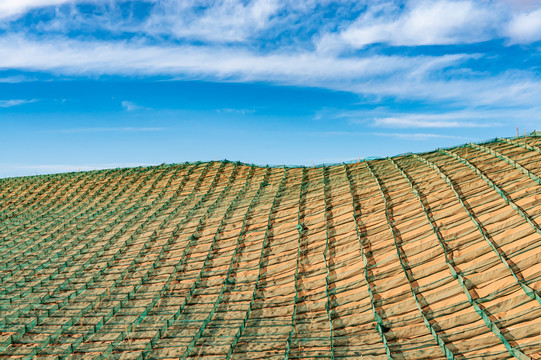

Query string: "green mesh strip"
[1, 165, 120, 236]
[284, 167, 307, 360]
[85, 162, 240, 359]
[0, 165, 145, 282]
[467, 143, 541, 185]
[497, 137, 541, 156]
[0, 164, 174, 347]
[438, 148, 541, 305]
[321, 166, 335, 359]
[0, 166, 144, 306]
[138, 164, 258, 359]
[0, 173, 62, 218]
[411, 154, 531, 360]
[181, 167, 284, 359]
[226, 167, 290, 359]
[0, 170, 88, 230]
[0, 165, 169, 292]
[0, 163, 203, 353]
[0, 166, 126, 261]
[62, 162, 226, 358]
[0, 165, 165, 348]
[367, 161, 455, 359]
[342, 163, 394, 360]
[0, 170, 82, 222]
[104, 162, 244, 356]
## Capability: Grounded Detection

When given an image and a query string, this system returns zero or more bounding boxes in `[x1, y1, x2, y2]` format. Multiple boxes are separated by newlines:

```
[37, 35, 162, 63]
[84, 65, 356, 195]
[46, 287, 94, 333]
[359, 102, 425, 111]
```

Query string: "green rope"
[138, 164, 258, 359]
[467, 143, 541, 185]
[0, 166, 124, 259]
[411, 154, 531, 360]
[342, 163, 394, 360]
[0, 163, 202, 354]
[366, 161, 455, 360]
[181, 167, 284, 359]
[226, 167, 290, 359]
[497, 137, 541, 157]
[438, 148, 541, 305]
[321, 166, 335, 360]
[61, 162, 226, 359]
[284, 167, 307, 360]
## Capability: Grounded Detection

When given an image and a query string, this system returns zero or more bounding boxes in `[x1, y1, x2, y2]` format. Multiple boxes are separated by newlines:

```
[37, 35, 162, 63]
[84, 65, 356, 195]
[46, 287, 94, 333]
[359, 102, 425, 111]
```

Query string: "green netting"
[0, 170, 89, 227]
[225, 167, 289, 359]
[0, 165, 168, 289]
[411, 154, 531, 360]
[342, 163, 394, 360]
[321, 166, 335, 360]
[60, 162, 225, 358]
[0, 167, 126, 257]
[180, 167, 281, 359]
[284, 167, 306, 360]
[0, 166, 145, 280]
[0, 172, 76, 222]
[133, 164, 258, 359]
[1, 166, 120, 234]
[438, 148, 541, 305]
[467, 143, 541, 185]
[100, 162, 245, 357]
[497, 137, 541, 156]
[2, 136, 541, 358]
[0, 163, 198, 351]
[366, 161, 455, 359]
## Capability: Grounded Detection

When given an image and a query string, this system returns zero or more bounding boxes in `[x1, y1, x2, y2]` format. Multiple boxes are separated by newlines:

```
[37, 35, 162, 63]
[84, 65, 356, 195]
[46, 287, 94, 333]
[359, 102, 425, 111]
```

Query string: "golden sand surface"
[1, 136, 541, 359]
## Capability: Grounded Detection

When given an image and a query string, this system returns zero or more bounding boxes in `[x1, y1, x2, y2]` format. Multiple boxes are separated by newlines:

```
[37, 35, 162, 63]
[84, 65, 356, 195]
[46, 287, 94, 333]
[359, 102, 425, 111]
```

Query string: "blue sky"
[1, 0, 541, 177]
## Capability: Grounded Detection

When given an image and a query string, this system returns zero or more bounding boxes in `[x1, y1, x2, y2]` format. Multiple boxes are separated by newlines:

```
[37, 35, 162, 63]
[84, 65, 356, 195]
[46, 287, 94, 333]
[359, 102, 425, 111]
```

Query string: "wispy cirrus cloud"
[0, 99, 37, 107]
[1, 0, 541, 134]
[0, 34, 475, 102]
[144, 0, 283, 42]
[341, 106, 541, 130]
[318, 1, 501, 51]
[121, 101, 145, 112]
[373, 117, 490, 129]
[372, 132, 466, 141]
[52, 127, 166, 133]
[0, 0, 75, 20]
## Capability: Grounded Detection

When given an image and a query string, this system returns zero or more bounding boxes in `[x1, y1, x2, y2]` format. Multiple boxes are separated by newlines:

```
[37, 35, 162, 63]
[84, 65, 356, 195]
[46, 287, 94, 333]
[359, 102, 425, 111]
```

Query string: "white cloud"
[372, 132, 466, 140]
[144, 0, 283, 42]
[121, 100, 143, 111]
[0, 75, 36, 83]
[0, 99, 37, 107]
[506, 8, 541, 43]
[52, 127, 166, 133]
[0, 0, 74, 19]
[216, 108, 256, 115]
[330, 1, 501, 48]
[0, 34, 464, 84]
[373, 116, 491, 128]
[2, 34, 541, 109]
[496, 0, 541, 11]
